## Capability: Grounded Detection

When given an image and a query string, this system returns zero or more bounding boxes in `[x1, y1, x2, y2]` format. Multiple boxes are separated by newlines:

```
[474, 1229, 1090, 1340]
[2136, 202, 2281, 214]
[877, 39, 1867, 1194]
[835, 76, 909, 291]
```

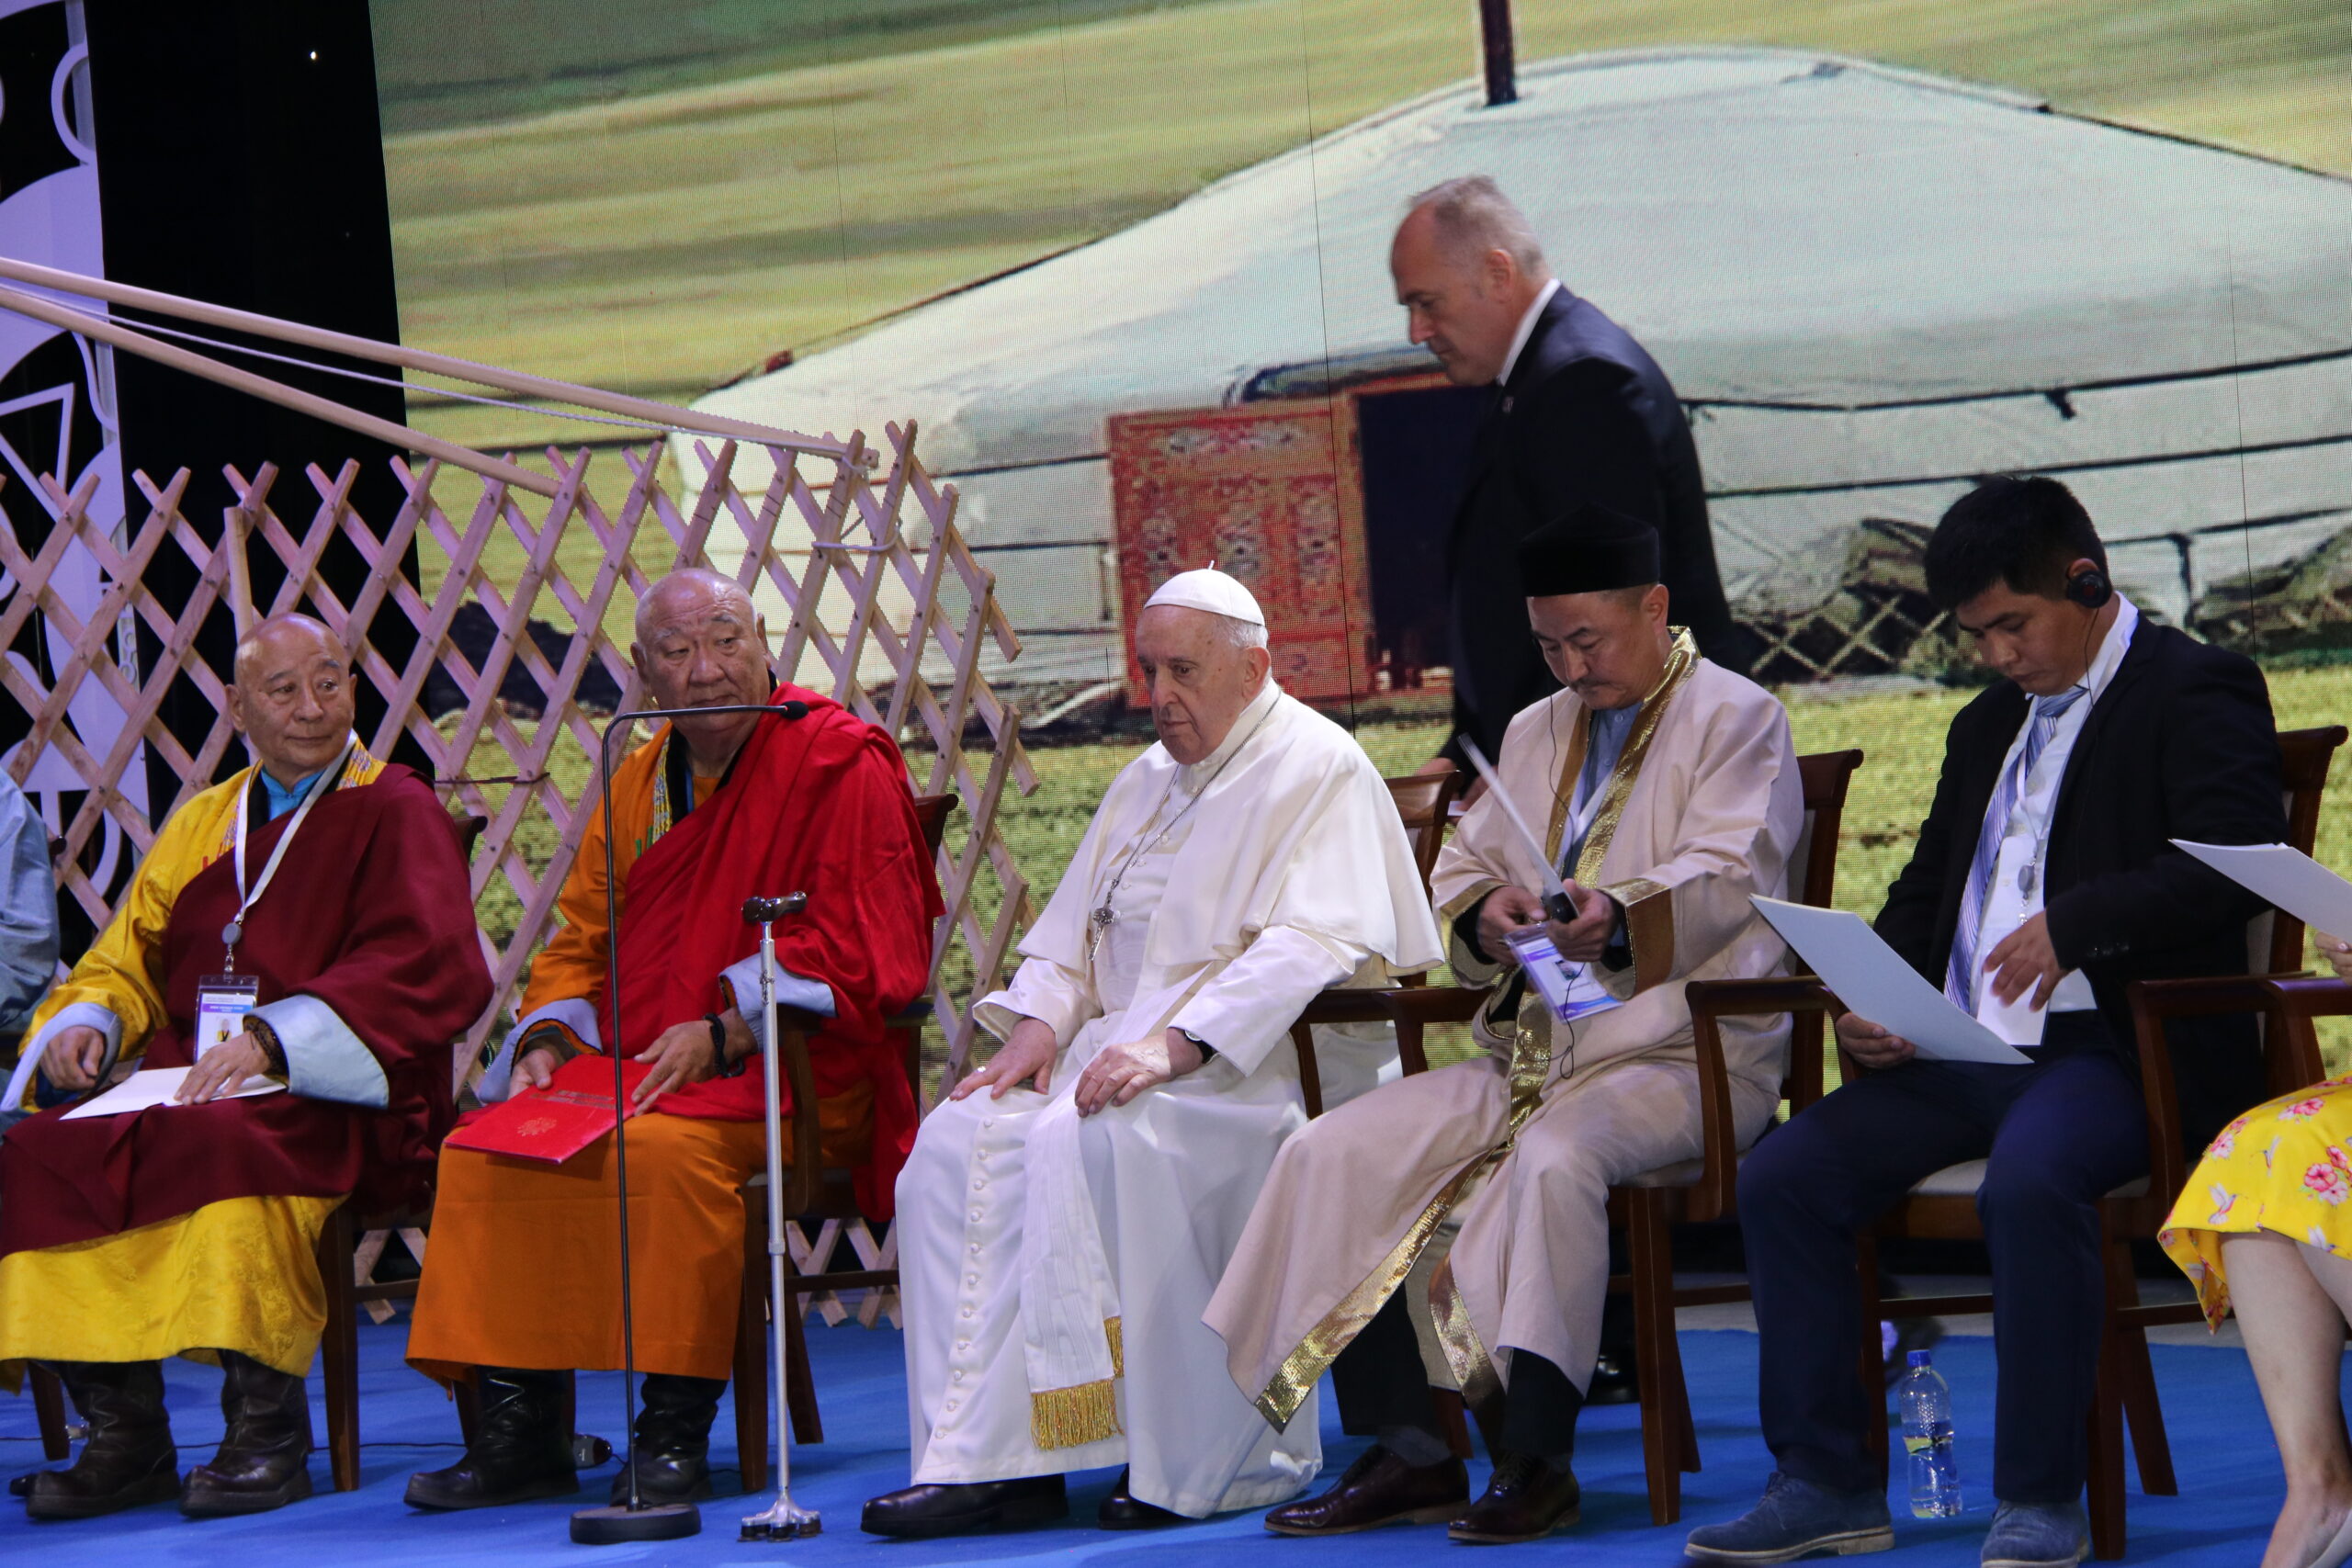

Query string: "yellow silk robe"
[0, 747, 385, 1382]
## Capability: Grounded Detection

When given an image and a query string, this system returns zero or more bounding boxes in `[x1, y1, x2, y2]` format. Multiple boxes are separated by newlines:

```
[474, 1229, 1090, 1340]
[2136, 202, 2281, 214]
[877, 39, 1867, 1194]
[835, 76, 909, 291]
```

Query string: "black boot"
[24, 1360, 179, 1519]
[182, 1352, 314, 1517]
[404, 1368, 578, 1510]
[609, 1374, 723, 1506]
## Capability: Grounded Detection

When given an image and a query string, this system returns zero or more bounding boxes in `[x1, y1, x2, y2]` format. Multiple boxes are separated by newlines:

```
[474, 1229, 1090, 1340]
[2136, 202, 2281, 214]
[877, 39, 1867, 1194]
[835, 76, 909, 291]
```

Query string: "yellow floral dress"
[2160, 1076, 2352, 1328]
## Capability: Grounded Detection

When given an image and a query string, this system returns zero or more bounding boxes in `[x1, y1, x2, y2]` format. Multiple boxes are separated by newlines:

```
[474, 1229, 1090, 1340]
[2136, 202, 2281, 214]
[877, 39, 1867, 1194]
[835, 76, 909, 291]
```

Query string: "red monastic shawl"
[0, 767, 492, 1257]
[598, 685, 939, 1217]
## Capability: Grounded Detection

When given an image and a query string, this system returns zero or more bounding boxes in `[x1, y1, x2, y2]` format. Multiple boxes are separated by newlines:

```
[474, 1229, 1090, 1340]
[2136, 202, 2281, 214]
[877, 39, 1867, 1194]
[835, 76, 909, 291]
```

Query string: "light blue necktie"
[1944, 685, 2089, 1012]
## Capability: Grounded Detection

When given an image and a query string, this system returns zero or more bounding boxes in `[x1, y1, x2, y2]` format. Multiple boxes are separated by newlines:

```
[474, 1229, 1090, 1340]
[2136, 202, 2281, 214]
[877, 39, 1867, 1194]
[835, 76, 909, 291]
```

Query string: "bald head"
[631, 567, 773, 773]
[232, 613, 343, 684]
[225, 613, 356, 786]
[634, 566, 754, 647]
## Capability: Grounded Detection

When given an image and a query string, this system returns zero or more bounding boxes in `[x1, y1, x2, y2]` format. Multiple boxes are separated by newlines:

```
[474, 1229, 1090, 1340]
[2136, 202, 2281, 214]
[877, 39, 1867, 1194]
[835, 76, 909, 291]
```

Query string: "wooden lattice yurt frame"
[0, 259, 1039, 1325]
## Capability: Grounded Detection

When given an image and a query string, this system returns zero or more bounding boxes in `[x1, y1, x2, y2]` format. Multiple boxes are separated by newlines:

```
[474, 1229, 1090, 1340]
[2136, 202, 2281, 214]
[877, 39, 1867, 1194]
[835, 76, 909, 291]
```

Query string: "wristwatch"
[1175, 1027, 1217, 1064]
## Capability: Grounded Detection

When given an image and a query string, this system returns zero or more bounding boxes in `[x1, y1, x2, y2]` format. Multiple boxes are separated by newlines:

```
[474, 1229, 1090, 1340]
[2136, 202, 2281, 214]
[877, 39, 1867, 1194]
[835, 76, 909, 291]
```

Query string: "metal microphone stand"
[570, 698, 807, 1547]
[740, 892, 819, 1541]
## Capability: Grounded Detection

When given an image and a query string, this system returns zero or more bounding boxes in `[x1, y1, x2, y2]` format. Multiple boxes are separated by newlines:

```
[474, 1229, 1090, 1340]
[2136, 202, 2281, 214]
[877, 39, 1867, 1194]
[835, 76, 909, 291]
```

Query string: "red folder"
[446, 1056, 651, 1165]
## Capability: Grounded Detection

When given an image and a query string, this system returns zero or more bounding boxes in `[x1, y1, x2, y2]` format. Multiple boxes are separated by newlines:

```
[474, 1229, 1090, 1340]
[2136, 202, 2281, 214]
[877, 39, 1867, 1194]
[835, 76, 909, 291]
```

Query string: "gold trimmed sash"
[1249, 631, 1702, 1425]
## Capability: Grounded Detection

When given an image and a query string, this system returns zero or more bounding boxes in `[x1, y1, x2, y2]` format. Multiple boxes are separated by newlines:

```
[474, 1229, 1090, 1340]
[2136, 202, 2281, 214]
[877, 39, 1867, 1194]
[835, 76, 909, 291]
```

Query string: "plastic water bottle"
[1898, 1349, 1962, 1518]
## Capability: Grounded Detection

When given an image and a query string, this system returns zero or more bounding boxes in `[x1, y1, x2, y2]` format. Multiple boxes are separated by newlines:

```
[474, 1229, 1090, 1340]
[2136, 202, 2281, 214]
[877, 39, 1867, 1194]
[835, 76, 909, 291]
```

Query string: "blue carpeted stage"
[0, 1319, 2305, 1565]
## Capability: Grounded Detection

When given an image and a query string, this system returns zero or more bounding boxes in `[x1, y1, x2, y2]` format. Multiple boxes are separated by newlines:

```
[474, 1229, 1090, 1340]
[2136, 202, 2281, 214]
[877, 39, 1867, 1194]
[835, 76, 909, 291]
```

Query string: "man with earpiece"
[1689, 477, 2287, 1568]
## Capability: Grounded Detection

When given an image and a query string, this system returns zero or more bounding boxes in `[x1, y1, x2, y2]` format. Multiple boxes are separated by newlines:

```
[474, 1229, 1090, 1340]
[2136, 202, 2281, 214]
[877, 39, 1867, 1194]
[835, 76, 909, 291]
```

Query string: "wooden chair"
[1691, 728, 2342, 1560]
[730, 791, 958, 1491]
[1283, 763, 1464, 1119]
[1368, 750, 1867, 1525]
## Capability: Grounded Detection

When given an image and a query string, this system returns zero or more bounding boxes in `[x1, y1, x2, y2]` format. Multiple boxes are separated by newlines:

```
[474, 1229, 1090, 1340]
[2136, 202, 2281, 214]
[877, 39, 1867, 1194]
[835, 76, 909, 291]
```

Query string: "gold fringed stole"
[1030, 1316, 1125, 1450]
[1251, 633, 1702, 1428]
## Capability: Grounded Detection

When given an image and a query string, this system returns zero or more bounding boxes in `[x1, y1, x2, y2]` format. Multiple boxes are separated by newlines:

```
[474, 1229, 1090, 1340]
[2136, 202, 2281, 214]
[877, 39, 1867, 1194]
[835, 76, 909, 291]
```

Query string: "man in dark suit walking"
[1391, 175, 1755, 771]
[1689, 477, 2284, 1568]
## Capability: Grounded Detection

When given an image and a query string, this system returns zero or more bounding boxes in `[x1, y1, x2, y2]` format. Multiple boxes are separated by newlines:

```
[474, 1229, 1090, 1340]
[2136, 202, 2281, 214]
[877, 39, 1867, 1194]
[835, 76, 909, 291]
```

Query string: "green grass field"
[372, 0, 2352, 464]
[467, 664, 2352, 1093]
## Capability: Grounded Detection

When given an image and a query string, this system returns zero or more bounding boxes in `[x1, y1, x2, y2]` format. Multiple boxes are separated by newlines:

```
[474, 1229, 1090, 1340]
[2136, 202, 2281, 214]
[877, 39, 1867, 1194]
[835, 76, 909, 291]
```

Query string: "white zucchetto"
[1143, 567, 1266, 627]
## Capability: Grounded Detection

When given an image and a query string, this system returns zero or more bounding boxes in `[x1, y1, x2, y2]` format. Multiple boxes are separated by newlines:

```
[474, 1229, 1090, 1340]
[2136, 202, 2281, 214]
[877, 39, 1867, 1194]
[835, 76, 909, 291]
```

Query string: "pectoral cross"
[1087, 901, 1116, 961]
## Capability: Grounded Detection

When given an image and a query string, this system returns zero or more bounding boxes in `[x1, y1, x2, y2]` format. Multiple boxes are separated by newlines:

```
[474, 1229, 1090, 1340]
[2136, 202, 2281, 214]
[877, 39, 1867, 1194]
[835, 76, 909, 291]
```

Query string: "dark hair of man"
[1921, 476, 2109, 613]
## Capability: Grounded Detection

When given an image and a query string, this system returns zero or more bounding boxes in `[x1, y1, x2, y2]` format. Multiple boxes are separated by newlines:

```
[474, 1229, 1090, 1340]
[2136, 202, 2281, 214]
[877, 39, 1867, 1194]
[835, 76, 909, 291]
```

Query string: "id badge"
[194, 974, 261, 1059]
[1501, 926, 1617, 1024]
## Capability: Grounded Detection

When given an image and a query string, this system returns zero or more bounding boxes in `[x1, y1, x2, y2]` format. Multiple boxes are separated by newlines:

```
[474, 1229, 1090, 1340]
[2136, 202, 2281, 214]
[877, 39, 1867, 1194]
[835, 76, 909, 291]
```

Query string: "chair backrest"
[910, 792, 958, 857]
[1789, 750, 1865, 909]
[2251, 726, 2346, 975]
[1384, 765, 1465, 897]
[1779, 750, 1866, 1110]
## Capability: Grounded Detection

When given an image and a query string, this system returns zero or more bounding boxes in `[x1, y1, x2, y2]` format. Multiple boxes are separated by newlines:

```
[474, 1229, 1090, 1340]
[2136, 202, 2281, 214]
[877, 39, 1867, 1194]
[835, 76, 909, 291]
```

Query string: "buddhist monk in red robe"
[405, 567, 941, 1511]
[0, 615, 492, 1521]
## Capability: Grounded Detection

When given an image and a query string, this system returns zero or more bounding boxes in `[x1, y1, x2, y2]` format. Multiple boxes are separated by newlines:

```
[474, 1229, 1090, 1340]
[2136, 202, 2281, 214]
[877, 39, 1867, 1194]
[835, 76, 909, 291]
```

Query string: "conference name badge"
[1501, 926, 1615, 1023]
[194, 974, 261, 1059]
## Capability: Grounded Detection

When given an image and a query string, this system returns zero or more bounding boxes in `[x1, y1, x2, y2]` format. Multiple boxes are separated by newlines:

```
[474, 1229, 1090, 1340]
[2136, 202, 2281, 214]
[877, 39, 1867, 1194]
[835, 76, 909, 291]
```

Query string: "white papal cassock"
[899, 679, 1443, 1517]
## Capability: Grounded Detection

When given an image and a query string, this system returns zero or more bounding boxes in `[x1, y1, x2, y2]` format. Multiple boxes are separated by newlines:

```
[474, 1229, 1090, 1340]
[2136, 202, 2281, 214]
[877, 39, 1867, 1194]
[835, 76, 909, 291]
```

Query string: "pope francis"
[1208, 508, 1803, 1544]
[862, 569, 1443, 1537]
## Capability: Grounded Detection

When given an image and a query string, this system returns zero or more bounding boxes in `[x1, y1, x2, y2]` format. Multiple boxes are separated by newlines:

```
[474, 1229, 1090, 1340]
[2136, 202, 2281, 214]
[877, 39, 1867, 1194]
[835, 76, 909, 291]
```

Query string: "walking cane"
[740, 892, 820, 1540]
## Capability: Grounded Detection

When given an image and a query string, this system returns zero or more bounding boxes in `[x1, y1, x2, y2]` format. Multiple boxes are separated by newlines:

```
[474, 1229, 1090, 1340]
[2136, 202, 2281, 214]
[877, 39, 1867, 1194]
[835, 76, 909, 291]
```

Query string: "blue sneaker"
[1981, 1501, 2088, 1568]
[1686, 1472, 1894, 1562]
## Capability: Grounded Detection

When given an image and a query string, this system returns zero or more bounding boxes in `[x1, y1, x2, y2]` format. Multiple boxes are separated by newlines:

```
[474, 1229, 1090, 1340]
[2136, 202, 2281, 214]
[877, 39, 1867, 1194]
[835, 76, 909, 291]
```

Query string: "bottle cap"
[1906, 1349, 1932, 1368]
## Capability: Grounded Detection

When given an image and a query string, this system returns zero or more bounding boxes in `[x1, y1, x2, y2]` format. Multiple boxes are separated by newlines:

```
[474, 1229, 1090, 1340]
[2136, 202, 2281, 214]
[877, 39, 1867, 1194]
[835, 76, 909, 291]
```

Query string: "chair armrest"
[2263, 976, 2352, 1021]
[1375, 987, 1488, 1026]
[1680, 976, 1839, 1222]
[1374, 985, 1489, 1077]
[2126, 972, 2315, 1216]
[1289, 990, 1405, 1028]
[2256, 976, 2340, 1096]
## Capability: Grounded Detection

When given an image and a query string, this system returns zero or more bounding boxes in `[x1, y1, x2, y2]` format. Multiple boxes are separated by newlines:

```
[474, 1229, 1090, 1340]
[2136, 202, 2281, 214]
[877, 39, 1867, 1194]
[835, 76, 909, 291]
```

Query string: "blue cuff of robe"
[479, 998, 605, 1104]
[253, 995, 390, 1109]
[6, 1002, 122, 1110]
[719, 953, 836, 1052]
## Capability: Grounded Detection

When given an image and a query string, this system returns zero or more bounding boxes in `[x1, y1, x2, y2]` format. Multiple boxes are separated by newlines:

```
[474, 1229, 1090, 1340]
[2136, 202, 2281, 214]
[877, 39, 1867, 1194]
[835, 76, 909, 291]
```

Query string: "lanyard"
[220, 734, 356, 973]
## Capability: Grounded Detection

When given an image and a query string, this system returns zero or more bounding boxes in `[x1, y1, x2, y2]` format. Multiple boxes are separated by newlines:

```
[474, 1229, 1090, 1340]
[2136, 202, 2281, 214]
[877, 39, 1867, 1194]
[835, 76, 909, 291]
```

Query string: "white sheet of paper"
[59, 1066, 286, 1120]
[2172, 840, 2352, 942]
[1750, 897, 2034, 1065]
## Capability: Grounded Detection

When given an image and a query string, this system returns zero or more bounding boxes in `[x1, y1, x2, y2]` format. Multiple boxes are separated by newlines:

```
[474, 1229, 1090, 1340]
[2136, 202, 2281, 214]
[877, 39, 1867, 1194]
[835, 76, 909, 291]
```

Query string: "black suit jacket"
[1442, 288, 1755, 766]
[1875, 619, 2286, 1153]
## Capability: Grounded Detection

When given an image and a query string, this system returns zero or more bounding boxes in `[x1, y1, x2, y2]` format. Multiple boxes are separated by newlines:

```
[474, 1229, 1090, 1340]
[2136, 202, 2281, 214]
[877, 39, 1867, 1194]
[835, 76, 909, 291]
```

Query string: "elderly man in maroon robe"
[405, 567, 942, 1512]
[0, 613, 492, 1521]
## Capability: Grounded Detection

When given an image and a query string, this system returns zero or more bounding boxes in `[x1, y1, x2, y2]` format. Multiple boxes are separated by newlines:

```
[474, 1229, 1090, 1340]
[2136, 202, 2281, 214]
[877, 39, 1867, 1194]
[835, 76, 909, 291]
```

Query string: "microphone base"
[571, 1501, 702, 1545]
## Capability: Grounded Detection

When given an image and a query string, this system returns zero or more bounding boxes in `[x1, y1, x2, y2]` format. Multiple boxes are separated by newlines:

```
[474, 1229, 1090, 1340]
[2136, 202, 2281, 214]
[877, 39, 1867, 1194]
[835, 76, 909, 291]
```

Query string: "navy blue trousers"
[1739, 1021, 2147, 1504]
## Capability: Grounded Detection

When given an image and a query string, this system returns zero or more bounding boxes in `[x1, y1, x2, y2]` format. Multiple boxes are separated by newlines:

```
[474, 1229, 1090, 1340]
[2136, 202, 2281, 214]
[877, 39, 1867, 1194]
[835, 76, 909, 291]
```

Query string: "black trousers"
[1739, 1016, 2146, 1504]
[1329, 1291, 1585, 1458]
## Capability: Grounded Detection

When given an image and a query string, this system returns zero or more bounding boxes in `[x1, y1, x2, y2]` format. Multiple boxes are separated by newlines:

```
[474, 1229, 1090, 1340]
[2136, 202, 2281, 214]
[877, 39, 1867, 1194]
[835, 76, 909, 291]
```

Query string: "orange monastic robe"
[410, 688, 934, 1382]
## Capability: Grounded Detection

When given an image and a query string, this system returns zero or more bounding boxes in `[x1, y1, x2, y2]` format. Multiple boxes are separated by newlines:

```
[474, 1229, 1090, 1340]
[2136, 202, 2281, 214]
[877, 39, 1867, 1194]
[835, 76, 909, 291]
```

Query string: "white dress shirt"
[1970, 594, 2141, 1043]
[1498, 277, 1562, 387]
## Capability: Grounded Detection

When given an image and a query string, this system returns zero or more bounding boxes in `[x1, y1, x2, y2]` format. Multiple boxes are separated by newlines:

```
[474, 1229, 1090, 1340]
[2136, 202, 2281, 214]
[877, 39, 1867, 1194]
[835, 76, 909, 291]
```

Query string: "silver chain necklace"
[1086, 703, 1275, 963]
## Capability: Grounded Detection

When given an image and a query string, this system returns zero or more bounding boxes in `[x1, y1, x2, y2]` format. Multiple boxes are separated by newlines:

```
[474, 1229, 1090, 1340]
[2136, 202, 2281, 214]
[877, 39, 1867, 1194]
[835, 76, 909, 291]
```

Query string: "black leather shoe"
[862, 1476, 1069, 1538]
[1098, 1468, 1188, 1529]
[1447, 1451, 1580, 1543]
[183, 1352, 313, 1517]
[24, 1361, 179, 1520]
[1263, 1445, 1468, 1536]
[404, 1367, 578, 1510]
[607, 1373, 723, 1505]
[1585, 1354, 1638, 1405]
